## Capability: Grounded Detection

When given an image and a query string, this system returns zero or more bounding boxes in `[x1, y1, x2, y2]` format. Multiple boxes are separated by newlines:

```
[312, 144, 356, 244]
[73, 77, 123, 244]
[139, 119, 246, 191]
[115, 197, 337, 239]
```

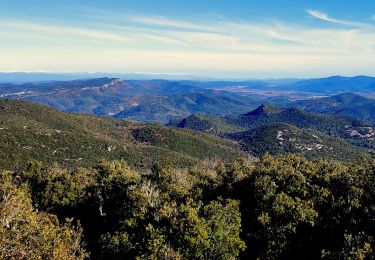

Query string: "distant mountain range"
[0, 77, 262, 123]
[1, 76, 375, 123]
[0, 72, 214, 83]
[288, 93, 375, 124]
[283, 76, 375, 93]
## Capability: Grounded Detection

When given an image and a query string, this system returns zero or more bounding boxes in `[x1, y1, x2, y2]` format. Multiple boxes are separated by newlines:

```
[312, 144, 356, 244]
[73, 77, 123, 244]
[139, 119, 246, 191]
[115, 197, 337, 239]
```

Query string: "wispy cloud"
[128, 15, 209, 32]
[306, 9, 370, 28]
[0, 21, 132, 43]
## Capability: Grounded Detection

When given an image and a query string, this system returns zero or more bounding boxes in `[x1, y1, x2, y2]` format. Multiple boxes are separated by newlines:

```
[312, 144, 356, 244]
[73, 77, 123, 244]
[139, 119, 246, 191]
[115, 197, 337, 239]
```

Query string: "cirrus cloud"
[306, 9, 370, 28]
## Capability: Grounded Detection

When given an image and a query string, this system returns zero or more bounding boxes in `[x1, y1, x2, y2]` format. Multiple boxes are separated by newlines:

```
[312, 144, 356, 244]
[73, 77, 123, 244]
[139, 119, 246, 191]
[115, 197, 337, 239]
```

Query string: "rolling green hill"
[167, 114, 245, 134]
[0, 99, 245, 170]
[227, 123, 366, 161]
[233, 104, 366, 133]
[171, 105, 373, 160]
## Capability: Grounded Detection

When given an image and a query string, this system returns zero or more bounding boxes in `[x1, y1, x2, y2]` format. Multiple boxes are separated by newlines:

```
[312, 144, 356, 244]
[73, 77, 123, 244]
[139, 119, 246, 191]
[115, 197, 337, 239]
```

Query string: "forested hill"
[227, 123, 366, 161]
[170, 104, 374, 160]
[170, 104, 370, 134]
[0, 99, 244, 170]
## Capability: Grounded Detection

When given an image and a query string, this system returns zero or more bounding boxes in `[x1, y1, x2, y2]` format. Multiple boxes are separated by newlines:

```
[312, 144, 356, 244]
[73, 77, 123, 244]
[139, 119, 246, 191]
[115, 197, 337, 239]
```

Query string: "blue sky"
[1, 0, 375, 78]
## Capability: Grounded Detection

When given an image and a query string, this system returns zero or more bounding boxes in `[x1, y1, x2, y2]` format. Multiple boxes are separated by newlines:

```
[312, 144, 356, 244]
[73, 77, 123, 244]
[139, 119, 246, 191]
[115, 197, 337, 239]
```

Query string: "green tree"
[0, 170, 87, 259]
[171, 199, 246, 259]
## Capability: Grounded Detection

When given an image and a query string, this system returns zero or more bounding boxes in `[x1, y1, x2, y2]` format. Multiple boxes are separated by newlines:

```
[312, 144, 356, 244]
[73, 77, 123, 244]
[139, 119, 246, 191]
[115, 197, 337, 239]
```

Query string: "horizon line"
[0, 71, 374, 81]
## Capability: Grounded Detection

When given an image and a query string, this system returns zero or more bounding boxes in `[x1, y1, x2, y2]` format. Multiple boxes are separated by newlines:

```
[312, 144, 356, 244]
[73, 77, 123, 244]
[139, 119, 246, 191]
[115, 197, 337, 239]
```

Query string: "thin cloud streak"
[0, 21, 132, 43]
[82, 8, 218, 33]
[306, 9, 371, 28]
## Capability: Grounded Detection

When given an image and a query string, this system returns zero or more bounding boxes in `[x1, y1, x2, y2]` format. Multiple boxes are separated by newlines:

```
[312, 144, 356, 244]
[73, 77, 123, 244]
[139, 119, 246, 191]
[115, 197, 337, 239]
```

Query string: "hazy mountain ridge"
[2, 76, 375, 124]
[289, 93, 375, 124]
[286, 76, 375, 93]
[0, 78, 261, 123]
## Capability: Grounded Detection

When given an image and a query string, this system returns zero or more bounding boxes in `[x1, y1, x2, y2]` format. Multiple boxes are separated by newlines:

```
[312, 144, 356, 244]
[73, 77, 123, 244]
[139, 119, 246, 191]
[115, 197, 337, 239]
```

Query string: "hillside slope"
[0, 99, 245, 170]
[167, 114, 245, 135]
[227, 123, 366, 161]
[171, 105, 372, 160]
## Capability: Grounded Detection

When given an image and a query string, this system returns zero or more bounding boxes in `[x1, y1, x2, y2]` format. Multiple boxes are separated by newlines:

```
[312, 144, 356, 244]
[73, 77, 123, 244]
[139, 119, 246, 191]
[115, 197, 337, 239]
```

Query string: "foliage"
[22, 162, 95, 211]
[2, 153, 375, 259]
[170, 199, 246, 259]
[0, 170, 87, 259]
[226, 154, 375, 259]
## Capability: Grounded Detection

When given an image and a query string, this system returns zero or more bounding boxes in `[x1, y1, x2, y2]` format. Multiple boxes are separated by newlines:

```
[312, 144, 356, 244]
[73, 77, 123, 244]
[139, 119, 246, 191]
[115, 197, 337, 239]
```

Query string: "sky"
[1, 0, 375, 78]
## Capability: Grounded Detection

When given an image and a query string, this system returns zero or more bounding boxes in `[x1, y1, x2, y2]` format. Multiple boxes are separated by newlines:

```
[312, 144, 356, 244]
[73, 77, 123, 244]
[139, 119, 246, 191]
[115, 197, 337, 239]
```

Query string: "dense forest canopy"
[1, 154, 375, 259]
